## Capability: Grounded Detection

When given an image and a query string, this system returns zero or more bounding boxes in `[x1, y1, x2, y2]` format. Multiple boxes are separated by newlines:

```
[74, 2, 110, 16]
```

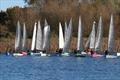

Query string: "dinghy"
[93, 16, 104, 58]
[85, 20, 103, 58]
[62, 19, 72, 56]
[58, 22, 70, 56]
[30, 20, 50, 56]
[13, 21, 27, 56]
[75, 16, 86, 57]
[42, 19, 51, 56]
[34, 21, 44, 56]
[106, 15, 117, 58]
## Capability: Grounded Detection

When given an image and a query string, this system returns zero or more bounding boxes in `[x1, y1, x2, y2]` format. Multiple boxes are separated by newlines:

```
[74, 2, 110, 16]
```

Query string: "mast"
[108, 15, 115, 53]
[77, 16, 84, 51]
[59, 22, 64, 49]
[31, 22, 37, 51]
[95, 16, 103, 51]
[36, 21, 43, 51]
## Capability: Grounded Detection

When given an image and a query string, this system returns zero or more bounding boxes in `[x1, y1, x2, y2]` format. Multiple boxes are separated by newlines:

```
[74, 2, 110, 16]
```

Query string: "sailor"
[27, 50, 30, 55]
[104, 50, 108, 56]
[58, 48, 63, 53]
[90, 49, 94, 56]
[73, 49, 77, 54]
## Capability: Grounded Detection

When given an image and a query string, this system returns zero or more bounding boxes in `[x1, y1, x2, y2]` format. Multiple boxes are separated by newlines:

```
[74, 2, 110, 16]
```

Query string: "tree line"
[0, 0, 120, 38]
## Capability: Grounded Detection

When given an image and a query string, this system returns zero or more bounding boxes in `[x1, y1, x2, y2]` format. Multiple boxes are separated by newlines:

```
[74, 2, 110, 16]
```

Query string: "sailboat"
[42, 20, 51, 52]
[106, 15, 117, 58]
[85, 20, 103, 58]
[75, 16, 86, 57]
[30, 20, 50, 56]
[62, 19, 72, 56]
[31, 21, 45, 56]
[85, 21, 96, 52]
[13, 21, 27, 56]
[92, 17, 104, 58]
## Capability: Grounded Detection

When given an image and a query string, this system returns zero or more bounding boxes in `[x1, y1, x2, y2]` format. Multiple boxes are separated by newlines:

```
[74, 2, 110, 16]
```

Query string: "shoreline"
[0, 37, 120, 53]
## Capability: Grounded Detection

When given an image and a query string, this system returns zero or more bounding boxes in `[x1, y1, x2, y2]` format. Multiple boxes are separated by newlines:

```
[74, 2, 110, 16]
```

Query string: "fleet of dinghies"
[11, 15, 120, 58]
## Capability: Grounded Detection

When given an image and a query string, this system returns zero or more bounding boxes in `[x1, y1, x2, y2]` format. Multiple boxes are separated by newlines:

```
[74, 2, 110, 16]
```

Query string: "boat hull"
[106, 55, 117, 58]
[117, 53, 120, 57]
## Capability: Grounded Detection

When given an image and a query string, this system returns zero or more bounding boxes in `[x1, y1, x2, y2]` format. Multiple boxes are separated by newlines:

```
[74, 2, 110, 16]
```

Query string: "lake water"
[0, 55, 120, 80]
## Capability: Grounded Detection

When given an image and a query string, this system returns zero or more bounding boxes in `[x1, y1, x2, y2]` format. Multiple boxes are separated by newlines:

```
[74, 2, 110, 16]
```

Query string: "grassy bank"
[0, 37, 120, 53]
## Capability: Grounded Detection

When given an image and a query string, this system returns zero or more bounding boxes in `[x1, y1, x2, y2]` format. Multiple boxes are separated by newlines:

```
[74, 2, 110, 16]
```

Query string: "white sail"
[15, 21, 21, 51]
[108, 15, 115, 52]
[85, 34, 90, 49]
[43, 20, 51, 52]
[59, 22, 64, 49]
[36, 21, 43, 50]
[22, 23, 27, 51]
[31, 22, 37, 51]
[89, 21, 96, 49]
[63, 19, 72, 52]
[64, 21, 68, 42]
[44, 19, 48, 27]
[77, 16, 84, 51]
[95, 16, 103, 51]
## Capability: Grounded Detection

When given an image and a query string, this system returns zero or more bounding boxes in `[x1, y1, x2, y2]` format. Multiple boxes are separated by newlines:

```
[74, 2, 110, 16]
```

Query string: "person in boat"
[89, 49, 94, 56]
[104, 50, 108, 56]
[73, 49, 78, 54]
[42, 50, 46, 54]
[27, 50, 31, 55]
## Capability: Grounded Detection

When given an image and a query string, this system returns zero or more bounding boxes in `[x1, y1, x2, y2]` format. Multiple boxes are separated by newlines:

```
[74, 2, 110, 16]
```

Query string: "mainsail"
[59, 22, 64, 49]
[63, 19, 72, 52]
[77, 16, 84, 51]
[15, 21, 21, 51]
[85, 35, 90, 49]
[89, 21, 96, 49]
[36, 21, 43, 50]
[108, 15, 115, 52]
[95, 16, 103, 51]
[22, 23, 27, 51]
[31, 22, 37, 51]
[64, 21, 68, 42]
[43, 20, 51, 52]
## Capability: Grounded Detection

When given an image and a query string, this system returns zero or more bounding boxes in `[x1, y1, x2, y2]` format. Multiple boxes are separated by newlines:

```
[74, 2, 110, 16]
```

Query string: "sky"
[0, 0, 26, 11]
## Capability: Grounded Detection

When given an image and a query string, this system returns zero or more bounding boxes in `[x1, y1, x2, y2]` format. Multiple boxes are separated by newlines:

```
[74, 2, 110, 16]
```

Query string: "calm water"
[0, 55, 120, 80]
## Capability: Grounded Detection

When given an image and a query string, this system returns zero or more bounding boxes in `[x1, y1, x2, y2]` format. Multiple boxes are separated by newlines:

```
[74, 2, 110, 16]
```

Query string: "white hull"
[106, 55, 117, 58]
[13, 53, 25, 57]
[61, 53, 70, 56]
[30, 52, 47, 56]
[117, 53, 120, 57]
